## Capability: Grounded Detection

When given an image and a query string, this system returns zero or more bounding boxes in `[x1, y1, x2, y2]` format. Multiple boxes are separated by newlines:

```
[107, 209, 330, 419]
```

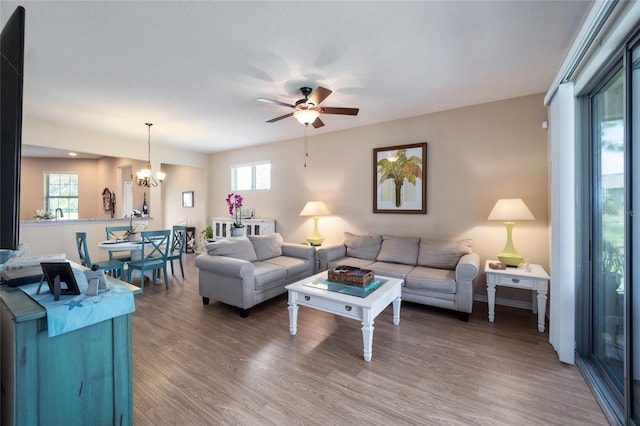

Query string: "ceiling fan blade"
[308, 86, 332, 106]
[256, 97, 295, 109]
[266, 112, 294, 123]
[311, 117, 325, 128]
[320, 107, 359, 116]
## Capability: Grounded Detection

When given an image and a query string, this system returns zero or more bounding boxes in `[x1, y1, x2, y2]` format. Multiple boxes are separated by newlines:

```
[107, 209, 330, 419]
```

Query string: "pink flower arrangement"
[226, 193, 244, 228]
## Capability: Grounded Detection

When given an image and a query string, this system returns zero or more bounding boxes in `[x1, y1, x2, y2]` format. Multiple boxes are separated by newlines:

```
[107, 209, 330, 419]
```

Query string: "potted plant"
[200, 225, 213, 240]
[226, 192, 245, 236]
[199, 225, 214, 252]
[125, 210, 144, 241]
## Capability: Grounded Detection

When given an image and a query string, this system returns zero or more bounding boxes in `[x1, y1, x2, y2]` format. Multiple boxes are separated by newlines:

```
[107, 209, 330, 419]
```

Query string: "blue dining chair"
[76, 232, 125, 278]
[105, 225, 132, 263]
[167, 225, 186, 278]
[127, 229, 171, 294]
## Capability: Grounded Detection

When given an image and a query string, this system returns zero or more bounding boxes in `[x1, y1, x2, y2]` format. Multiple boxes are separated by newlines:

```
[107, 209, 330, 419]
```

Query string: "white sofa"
[316, 232, 480, 321]
[195, 233, 315, 317]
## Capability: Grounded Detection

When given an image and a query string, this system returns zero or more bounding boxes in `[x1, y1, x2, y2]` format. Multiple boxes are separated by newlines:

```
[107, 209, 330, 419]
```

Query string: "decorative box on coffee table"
[327, 266, 374, 287]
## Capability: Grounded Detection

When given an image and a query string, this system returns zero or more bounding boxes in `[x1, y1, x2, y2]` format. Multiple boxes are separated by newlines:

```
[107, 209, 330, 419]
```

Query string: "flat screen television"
[0, 6, 25, 250]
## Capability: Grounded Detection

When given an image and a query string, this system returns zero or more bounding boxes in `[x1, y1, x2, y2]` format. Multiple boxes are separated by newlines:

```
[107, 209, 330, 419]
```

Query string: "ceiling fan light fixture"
[294, 109, 319, 125]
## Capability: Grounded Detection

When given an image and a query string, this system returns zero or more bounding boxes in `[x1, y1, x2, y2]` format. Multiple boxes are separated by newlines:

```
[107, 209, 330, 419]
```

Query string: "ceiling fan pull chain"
[303, 124, 309, 168]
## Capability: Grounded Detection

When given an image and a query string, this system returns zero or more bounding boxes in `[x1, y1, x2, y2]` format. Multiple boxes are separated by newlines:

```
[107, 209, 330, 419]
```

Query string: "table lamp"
[299, 201, 331, 246]
[487, 198, 534, 267]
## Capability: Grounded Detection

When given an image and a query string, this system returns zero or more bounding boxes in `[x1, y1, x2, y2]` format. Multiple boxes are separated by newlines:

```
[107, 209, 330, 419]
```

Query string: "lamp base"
[306, 216, 325, 246]
[497, 253, 523, 267]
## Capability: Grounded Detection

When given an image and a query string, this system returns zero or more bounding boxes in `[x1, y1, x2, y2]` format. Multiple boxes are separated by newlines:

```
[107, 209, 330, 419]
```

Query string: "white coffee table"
[286, 271, 403, 362]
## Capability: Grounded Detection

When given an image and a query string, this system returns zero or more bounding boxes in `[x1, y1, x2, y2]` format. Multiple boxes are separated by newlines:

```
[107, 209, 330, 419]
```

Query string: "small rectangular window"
[44, 172, 79, 219]
[231, 161, 271, 191]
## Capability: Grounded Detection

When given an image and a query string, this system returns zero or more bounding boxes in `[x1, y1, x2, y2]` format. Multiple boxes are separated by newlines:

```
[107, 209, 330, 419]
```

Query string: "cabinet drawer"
[498, 275, 534, 289]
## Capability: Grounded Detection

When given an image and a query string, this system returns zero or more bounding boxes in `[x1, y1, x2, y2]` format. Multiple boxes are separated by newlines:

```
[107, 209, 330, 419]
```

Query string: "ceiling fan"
[256, 86, 359, 128]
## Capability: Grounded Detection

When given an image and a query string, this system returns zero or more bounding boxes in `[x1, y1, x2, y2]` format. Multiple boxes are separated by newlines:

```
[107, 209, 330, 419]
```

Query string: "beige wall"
[161, 163, 209, 246]
[20, 156, 150, 220]
[209, 94, 550, 300]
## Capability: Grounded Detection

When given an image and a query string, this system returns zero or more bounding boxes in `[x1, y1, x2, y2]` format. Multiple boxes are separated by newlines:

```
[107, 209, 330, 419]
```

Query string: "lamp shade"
[299, 201, 331, 217]
[487, 198, 534, 221]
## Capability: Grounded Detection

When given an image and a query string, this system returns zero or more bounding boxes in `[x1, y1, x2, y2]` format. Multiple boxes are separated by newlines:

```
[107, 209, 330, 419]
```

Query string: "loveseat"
[316, 232, 480, 321]
[195, 233, 315, 317]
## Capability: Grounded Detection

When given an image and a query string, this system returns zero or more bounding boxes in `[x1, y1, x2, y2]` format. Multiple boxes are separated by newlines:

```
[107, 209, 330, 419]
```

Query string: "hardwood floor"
[131, 254, 608, 425]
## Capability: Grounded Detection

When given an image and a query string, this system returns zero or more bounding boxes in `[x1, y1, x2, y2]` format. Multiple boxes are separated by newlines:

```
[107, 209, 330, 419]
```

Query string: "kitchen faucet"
[55, 208, 64, 220]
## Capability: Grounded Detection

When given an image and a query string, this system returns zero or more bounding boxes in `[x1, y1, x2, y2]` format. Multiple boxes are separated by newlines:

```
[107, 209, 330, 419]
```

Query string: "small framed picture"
[182, 191, 194, 208]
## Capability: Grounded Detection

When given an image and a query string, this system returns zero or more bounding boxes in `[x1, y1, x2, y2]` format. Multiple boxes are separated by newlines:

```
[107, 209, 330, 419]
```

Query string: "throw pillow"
[206, 237, 257, 261]
[417, 239, 473, 270]
[376, 235, 420, 265]
[248, 233, 284, 261]
[344, 232, 382, 260]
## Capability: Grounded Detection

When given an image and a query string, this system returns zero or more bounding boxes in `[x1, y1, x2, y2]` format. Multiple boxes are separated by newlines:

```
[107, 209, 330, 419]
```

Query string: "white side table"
[484, 260, 550, 332]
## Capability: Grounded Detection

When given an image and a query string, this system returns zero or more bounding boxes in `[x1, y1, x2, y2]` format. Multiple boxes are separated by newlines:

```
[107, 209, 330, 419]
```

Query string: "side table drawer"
[498, 274, 533, 289]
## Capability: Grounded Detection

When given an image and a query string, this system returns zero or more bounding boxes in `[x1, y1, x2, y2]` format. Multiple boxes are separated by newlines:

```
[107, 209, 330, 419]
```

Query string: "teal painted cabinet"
[0, 286, 133, 425]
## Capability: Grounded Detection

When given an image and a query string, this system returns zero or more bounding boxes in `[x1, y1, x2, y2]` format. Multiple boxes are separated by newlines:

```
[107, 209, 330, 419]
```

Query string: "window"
[231, 161, 271, 191]
[44, 173, 79, 219]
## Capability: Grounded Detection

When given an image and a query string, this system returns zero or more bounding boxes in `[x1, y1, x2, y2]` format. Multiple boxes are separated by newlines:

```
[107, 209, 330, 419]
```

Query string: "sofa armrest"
[281, 243, 315, 262]
[454, 252, 480, 313]
[456, 252, 480, 281]
[316, 243, 347, 271]
[195, 254, 254, 278]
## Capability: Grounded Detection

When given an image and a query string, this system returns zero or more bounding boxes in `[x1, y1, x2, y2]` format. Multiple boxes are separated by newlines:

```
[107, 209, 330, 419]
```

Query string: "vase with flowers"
[125, 209, 146, 241]
[226, 192, 244, 236]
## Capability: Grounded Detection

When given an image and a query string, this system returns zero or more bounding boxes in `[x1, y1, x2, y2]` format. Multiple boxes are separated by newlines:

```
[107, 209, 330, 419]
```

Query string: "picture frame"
[182, 191, 194, 208]
[373, 142, 427, 214]
[39, 262, 81, 301]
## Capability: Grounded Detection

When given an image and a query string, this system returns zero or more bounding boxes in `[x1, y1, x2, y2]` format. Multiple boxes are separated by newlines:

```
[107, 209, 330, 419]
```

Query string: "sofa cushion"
[376, 235, 420, 265]
[263, 256, 310, 278]
[205, 237, 257, 261]
[252, 261, 287, 290]
[405, 266, 457, 293]
[417, 239, 473, 270]
[367, 261, 414, 279]
[248, 233, 284, 261]
[343, 232, 382, 260]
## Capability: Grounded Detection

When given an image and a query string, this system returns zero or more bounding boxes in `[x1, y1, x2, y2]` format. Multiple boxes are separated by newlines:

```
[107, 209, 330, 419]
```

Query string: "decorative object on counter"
[374, 143, 427, 214]
[299, 201, 331, 246]
[136, 122, 166, 187]
[226, 192, 244, 234]
[34, 209, 55, 220]
[487, 198, 535, 267]
[142, 192, 148, 215]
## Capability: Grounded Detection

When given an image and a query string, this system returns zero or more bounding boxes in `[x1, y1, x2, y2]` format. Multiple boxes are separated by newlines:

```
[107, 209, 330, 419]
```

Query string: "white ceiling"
[2, 1, 592, 155]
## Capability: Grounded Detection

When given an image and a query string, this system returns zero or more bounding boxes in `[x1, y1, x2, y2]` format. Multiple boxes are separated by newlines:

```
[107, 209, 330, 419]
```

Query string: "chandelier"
[136, 122, 166, 187]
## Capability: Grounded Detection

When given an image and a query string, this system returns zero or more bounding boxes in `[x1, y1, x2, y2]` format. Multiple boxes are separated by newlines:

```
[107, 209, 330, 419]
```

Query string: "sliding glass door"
[590, 68, 625, 398]
[578, 36, 639, 426]
[631, 41, 640, 426]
